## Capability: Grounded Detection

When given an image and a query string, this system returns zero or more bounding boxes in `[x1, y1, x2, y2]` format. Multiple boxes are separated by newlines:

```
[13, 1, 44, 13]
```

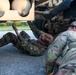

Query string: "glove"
[38, 33, 53, 46]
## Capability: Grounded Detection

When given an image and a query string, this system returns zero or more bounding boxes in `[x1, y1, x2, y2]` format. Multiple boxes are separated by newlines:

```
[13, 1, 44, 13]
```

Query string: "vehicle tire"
[32, 6, 49, 39]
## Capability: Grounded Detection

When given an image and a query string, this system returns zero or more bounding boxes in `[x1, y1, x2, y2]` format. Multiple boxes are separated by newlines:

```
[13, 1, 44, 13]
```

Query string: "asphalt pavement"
[0, 30, 46, 75]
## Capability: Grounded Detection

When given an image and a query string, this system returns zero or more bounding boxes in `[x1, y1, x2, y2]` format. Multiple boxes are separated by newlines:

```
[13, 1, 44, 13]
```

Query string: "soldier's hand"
[38, 33, 54, 46]
[41, 33, 54, 44]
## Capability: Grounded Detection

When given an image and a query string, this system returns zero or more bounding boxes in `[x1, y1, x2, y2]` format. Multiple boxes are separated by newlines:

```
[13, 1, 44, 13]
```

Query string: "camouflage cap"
[71, 21, 76, 26]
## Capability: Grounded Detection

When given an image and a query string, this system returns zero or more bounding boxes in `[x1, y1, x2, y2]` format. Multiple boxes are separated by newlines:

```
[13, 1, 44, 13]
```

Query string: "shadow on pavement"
[0, 44, 46, 75]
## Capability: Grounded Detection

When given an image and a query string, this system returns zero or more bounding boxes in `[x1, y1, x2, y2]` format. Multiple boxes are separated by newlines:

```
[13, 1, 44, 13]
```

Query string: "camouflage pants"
[0, 31, 47, 56]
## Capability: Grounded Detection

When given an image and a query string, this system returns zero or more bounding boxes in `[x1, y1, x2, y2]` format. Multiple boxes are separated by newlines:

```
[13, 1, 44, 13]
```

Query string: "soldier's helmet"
[71, 21, 76, 26]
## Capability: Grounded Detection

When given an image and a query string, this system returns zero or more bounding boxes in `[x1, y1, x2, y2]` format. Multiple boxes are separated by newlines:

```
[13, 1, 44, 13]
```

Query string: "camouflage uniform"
[0, 31, 47, 56]
[45, 28, 76, 75]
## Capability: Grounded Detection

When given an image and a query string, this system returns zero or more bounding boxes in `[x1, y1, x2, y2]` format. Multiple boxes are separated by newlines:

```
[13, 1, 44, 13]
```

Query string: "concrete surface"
[0, 30, 46, 75]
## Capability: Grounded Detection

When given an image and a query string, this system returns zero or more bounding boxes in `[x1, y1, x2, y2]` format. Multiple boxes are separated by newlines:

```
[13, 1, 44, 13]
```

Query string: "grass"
[0, 26, 30, 31]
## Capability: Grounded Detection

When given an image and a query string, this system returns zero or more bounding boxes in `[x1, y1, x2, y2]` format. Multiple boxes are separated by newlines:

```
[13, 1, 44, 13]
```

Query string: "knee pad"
[0, 0, 10, 11]
[0, 0, 10, 17]
[11, 0, 32, 17]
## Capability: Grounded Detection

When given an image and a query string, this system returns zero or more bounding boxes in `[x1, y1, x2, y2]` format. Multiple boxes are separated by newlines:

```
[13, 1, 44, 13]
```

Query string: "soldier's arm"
[36, 0, 72, 20]
[38, 33, 54, 46]
[45, 31, 68, 74]
[12, 24, 25, 42]
[28, 21, 45, 36]
[12, 24, 19, 36]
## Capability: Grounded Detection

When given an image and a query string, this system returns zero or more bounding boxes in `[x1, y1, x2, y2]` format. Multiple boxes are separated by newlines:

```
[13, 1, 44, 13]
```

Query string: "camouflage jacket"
[46, 30, 76, 70]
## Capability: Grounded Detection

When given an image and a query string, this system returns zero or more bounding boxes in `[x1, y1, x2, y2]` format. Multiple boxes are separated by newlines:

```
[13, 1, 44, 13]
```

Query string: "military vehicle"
[31, 0, 75, 38]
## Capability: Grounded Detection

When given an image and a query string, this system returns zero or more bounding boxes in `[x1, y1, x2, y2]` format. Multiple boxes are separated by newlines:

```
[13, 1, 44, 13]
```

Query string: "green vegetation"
[0, 26, 30, 31]
[0, 21, 30, 31]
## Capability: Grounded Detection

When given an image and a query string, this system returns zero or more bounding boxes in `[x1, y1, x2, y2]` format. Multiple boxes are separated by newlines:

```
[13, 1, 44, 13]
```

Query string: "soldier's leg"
[0, 32, 24, 53]
[0, 32, 17, 47]
[20, 31, 30, 39]
[20, 31, 47, 56]
[21, 39, 47, 56]
[0, 31, 47, 56]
